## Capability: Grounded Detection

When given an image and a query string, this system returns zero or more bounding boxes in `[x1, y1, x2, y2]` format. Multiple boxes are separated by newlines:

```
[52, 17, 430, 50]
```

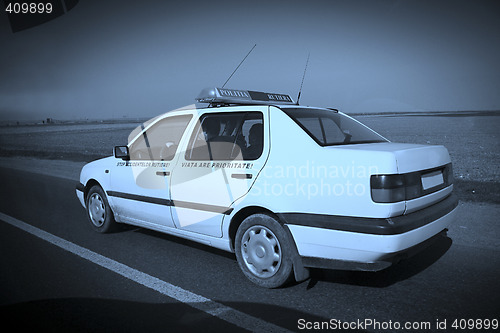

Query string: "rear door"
[169, 109, 269, 237]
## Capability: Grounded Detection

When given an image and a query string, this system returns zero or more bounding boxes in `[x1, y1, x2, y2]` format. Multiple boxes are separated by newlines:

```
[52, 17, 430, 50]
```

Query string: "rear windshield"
[282, 108, 387, 146]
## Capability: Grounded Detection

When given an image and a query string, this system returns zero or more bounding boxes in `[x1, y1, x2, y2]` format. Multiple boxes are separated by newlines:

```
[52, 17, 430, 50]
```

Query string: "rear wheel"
[235, 214, 294, 288]
[86, 185, 117, 233]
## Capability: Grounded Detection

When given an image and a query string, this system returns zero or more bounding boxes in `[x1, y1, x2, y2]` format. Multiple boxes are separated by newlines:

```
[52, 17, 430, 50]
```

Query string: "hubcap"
[241, 226, 282, 278]
[88, 193, 106, 227]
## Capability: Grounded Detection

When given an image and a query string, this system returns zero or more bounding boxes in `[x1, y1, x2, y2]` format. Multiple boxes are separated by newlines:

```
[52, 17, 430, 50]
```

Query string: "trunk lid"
[335, 142, 450, 173]
[333, 142, 453, 214]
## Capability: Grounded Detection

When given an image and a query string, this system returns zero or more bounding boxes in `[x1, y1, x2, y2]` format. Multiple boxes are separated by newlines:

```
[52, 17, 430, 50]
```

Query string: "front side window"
[282, 108, 387, 146]
[185, 112, 264, 161]
[129, 114, 192, 161]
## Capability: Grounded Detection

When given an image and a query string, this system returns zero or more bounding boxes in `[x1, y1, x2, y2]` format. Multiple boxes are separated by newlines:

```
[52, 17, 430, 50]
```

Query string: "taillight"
[443, 163, 454, 185]
[370, 163, 453, 203]
[370, 174, 405, 203]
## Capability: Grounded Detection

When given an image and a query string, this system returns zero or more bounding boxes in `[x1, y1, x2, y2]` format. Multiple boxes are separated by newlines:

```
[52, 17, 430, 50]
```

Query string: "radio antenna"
[222, 44, 256, 88]
[296, 52, 310, 105]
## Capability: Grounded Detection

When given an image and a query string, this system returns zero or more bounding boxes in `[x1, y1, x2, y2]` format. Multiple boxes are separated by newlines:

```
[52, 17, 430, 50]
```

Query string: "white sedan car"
[76, 88, 457, 288]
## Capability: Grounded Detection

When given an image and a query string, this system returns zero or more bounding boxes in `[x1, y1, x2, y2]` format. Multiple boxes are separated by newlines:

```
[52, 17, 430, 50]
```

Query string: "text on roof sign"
[217, 88, 251, 99]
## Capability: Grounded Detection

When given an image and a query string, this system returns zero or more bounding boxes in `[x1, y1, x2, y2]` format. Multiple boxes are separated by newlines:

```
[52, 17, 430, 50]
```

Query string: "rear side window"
[185, 112, 264, 161]
[282, 108, 386, 146]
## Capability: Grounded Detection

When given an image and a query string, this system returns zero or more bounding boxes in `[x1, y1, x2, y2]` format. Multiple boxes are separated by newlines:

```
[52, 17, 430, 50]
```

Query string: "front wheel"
[86, 185, 117, 233]
[235, 214, 294, 288]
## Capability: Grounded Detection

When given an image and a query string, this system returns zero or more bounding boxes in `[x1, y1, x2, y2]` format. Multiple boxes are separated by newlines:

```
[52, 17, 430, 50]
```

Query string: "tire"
[85, 185, 117, 233]
[235, 214, 294, 288]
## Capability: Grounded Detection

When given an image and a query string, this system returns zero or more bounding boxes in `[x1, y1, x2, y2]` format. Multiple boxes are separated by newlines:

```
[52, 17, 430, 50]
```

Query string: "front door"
[109, 114, 192, 228]
[170, 110, 268, 237]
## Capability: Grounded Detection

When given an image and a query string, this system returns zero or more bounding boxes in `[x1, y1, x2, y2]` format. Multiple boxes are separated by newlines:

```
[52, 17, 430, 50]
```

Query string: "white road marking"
[0, 212, 291, 333]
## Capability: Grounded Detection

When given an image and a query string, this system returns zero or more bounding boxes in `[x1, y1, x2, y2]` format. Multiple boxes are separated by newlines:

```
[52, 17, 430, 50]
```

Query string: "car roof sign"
[196, 87, 295, 105]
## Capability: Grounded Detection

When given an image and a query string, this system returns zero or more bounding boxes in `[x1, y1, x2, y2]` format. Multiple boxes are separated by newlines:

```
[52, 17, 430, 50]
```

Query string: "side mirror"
[114, 146, 130, 160]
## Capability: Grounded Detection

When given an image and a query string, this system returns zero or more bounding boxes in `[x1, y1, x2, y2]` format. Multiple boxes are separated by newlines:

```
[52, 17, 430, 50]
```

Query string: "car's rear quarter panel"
[247, 107, 404, 218]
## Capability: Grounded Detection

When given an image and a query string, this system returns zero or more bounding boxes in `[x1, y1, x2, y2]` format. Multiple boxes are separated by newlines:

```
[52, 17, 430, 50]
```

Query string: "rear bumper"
[300, 229, 449, 271]
[281, 194, 458, 270]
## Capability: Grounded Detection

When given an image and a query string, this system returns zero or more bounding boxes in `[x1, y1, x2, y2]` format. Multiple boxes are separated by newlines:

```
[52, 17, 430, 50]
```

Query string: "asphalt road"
[1, 167, 499, 332]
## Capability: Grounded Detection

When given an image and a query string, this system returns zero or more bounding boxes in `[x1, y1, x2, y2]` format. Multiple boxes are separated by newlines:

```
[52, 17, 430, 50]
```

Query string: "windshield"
[282, 108, 387, 146]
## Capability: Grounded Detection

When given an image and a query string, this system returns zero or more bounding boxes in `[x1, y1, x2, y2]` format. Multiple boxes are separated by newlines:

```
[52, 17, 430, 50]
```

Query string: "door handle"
[231, 173, 252, 179]
[156, 171, 170, 176]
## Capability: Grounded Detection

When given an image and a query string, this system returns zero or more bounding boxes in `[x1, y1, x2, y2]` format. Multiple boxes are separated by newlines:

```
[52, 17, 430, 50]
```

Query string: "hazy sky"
[1, 0, 499, 121]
